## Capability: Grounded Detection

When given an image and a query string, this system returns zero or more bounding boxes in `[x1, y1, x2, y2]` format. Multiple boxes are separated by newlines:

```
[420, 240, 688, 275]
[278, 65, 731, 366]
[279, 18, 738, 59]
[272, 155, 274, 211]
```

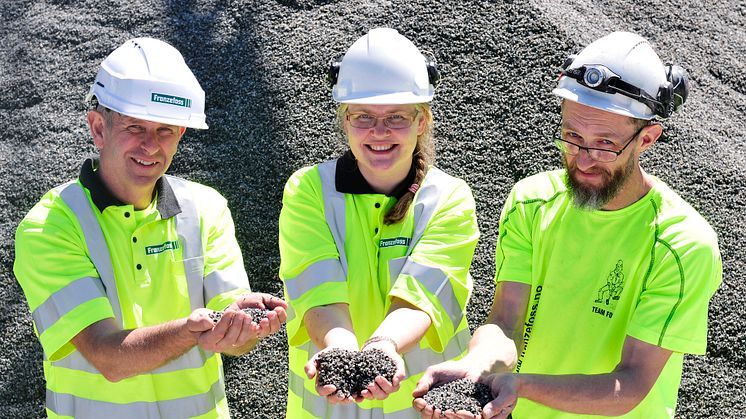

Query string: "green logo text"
[151, 93, 192, 108]
[379, 237, 411, 248]
[145, 240, 180, 255]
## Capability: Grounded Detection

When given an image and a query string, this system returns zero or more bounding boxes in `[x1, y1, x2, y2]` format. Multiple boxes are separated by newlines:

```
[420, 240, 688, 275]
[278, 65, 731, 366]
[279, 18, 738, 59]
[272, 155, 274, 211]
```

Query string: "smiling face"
[560, 100, 660, 210]
[343, 103, 426, 193]
[87, 108, 185, 209]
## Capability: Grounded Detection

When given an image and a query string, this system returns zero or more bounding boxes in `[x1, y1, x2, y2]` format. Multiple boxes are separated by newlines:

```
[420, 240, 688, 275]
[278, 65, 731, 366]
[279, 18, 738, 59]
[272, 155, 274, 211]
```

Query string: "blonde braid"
[384, 104, 434, 225]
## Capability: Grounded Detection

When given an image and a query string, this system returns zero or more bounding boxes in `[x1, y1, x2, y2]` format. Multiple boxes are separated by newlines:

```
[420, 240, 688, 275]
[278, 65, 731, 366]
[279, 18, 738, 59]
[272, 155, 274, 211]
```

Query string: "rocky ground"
[1, 0, 743, 418]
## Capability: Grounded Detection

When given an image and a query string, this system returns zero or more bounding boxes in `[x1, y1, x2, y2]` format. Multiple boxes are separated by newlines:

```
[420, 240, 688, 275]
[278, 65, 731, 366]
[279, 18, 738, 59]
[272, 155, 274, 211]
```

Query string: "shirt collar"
[79, 158, 182, 218]
[334, 150, 416, 199]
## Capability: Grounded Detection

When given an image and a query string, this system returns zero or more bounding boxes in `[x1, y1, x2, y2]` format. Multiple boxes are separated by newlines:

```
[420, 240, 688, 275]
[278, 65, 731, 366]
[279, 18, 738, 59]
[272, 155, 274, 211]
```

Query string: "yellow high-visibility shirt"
[280, 153, 480, 418]
[14, 158, 250, 418]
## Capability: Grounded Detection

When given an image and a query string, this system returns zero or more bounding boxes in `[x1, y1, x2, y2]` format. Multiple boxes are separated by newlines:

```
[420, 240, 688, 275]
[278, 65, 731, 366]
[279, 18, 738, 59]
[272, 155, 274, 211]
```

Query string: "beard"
[564, 154, 636, 210]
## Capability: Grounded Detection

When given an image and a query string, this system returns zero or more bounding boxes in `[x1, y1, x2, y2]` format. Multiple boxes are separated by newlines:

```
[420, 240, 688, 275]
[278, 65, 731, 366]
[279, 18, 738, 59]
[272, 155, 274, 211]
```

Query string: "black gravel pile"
[316, 348, 396, 398]
[209, 308, 270, 324]
[423, 378, 492, 416]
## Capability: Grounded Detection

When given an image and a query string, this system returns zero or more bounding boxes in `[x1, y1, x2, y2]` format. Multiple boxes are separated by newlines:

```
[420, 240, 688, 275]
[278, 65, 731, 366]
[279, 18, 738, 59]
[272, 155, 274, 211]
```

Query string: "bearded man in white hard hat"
[14, 38, 287, 419]
[413, 32, 722, 419]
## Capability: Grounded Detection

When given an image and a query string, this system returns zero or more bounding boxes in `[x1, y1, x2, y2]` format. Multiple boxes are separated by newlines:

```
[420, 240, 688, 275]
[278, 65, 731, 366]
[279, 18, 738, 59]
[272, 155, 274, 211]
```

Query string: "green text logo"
[145, 240, 180, 255]
[151, 93, 192, 108]
[379, 237, 411, 248]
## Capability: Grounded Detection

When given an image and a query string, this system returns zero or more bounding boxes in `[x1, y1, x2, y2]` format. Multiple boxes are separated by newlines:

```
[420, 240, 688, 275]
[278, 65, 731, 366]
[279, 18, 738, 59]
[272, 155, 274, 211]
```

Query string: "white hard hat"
[86, 38, 208, 129]
[330, 28, 438, 104]
[553, 31, 688, 120]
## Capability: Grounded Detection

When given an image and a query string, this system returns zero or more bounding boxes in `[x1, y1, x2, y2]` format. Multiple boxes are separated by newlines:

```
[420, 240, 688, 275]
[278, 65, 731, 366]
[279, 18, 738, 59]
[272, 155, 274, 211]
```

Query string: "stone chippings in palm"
[209, 308, 270, 324]
[316, 348, 397, 398]
[422, 378, 492, 416]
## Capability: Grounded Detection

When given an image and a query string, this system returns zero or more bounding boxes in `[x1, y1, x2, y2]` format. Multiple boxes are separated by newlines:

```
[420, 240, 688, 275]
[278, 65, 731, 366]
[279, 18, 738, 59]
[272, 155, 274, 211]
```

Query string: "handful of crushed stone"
[209, 308, 269, 324]
[316, 348, 397, 398]
[422, 378, 492, 416]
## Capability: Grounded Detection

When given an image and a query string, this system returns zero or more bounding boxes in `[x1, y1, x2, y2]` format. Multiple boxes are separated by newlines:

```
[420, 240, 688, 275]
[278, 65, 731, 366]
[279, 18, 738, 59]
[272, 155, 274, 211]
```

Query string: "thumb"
[304, 358, 318, 380]
[412, 371, 435, 397]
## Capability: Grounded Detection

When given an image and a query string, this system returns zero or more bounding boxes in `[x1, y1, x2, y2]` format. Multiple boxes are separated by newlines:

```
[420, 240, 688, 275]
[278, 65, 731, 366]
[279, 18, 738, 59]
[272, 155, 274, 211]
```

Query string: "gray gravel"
[423, 378, 492, 416]
[209, 308, 270, 324]
[316, 348, 397, 398]
[1, 1, 744, 418]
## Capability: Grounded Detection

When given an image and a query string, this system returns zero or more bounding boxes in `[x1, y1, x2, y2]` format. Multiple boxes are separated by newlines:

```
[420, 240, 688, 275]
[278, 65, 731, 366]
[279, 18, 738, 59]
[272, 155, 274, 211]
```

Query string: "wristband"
[362, 335, 399, 353]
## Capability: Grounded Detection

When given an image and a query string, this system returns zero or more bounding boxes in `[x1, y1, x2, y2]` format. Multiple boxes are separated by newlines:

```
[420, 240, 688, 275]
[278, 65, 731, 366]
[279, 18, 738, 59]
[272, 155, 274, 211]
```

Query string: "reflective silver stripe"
[288, 365, 417, 419]
[32, 276, 106, 336]
[52, 346, 214, 375]
[168, 176, 205, 311]
[204, 264, 250, 304]
[46, 375, 225, 419]
[403, 326, 471, 376]
[317, 161, 349, 276]
[58, 182, 123, 326]
[394, 258, 463, 331]
[285, 258, 346, 300]
[407, 168, 451, 255]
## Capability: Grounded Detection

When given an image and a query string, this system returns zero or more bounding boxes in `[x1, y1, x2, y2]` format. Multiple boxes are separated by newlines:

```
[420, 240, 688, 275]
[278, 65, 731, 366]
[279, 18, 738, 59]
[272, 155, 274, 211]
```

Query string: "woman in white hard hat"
[278, 28, 480, 418]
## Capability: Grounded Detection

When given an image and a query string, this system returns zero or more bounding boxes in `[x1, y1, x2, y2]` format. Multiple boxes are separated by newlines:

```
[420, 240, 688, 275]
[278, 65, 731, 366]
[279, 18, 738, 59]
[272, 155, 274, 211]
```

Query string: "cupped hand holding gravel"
[412, 358, 487, 418]
[224, 292, 288, 338]
[359, 340, 406, 401]
[305, 346, 364, 405]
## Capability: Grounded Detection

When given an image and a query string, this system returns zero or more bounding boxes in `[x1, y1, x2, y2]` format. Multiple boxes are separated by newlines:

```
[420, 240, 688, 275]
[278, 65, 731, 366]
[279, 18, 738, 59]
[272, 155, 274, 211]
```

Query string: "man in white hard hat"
[413, 31, 722, 418]
[14, 38, 287, 418]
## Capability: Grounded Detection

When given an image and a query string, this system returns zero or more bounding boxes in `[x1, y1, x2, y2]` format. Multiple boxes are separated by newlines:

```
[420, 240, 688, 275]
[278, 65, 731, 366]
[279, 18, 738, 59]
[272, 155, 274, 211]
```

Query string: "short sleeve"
[197, 184, 251, 311]
[389, 175, 479, 351]
[13, 188, 115, 361]
[494, 184, 534, 285]
[628, 235, 722, 354]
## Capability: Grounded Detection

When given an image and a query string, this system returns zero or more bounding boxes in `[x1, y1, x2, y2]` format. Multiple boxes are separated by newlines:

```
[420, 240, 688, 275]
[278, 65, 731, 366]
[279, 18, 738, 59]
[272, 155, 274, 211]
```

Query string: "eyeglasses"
[555, 124, 646, 163]
[346, 111, 419, 129]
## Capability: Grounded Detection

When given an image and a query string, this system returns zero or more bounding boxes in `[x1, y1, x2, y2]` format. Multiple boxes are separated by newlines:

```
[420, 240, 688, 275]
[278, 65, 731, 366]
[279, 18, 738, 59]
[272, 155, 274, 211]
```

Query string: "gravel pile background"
[1, 1, 743, 418]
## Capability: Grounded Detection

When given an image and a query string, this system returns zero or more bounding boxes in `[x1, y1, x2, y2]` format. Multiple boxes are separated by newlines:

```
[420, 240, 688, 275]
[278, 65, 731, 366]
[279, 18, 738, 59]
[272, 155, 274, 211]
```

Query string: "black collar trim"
[78, 158, 181, 219]
[334, 150, 416, 199]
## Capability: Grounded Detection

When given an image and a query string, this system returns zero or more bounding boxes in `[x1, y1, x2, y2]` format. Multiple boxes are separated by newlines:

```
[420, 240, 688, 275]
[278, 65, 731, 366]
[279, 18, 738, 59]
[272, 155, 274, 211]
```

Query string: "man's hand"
[304, 346, 362, 405]
[227, 292, 288, 338]
[412, 358, 484, 418]
[197, 308, 260, 353]
[360, 338, 406, 401]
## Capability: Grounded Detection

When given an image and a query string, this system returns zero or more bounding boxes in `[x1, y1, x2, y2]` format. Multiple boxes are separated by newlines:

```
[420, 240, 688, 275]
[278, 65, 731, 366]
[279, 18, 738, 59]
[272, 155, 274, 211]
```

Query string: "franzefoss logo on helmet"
[151, 92, 192, 108]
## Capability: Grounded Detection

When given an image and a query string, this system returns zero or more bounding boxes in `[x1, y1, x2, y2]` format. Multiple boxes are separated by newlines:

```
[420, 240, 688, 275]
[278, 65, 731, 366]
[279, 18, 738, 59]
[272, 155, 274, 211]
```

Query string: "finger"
[413, 371, 435, 397]
[482, 398, 512, 419]
[364, 381, 387, 400]
[275, 306, 288, 324]
[317, 384, 337, 397]
[374, 375, 399, 394]
[412, 397, 427, 412]
[304, 358, 318, 379]
[219, 312, 248, 347]
[267, 295, 289, 309]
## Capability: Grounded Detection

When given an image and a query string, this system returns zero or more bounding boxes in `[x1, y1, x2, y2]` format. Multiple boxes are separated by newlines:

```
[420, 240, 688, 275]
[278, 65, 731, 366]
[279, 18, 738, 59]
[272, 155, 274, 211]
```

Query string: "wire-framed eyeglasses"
[554, 124, 646, 163]
[346, 111, 419, 129]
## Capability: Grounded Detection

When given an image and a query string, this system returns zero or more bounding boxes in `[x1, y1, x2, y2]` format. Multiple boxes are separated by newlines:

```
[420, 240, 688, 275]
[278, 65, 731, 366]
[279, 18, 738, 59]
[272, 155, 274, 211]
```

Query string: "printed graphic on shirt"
[591, 260, 625, 318]
[145, 240, 180, 255]
[379, 237, 411, 248]
[516, 284, 542, 373]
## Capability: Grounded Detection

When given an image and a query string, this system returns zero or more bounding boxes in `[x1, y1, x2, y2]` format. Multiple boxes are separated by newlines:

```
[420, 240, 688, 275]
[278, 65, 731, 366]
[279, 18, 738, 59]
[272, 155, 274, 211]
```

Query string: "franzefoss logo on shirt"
[151, 92, 192, 108]
[145, 240, 180, 256]
[379, 237, 411, 248]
